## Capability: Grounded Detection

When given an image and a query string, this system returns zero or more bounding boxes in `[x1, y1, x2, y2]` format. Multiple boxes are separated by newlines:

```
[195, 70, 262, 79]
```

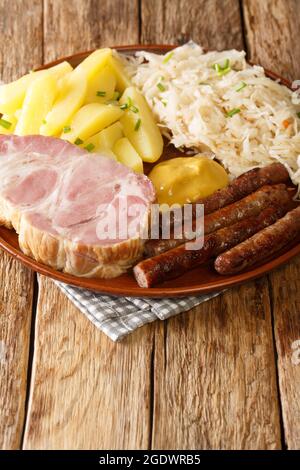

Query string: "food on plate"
[76, 48, 112, 82]
[108, 54, 132, 92]
[126, 42, 300, 191]
[119, 87, 163, 162]
[0, 61, 72, 115]
[0, 48, 163, 173]
[84, 65, 116, 105]
[215, 205, 300, 275]
[113, 137, 143, 173]
[145, 183, 294, 257]
[15, 73, 57, 136]
[83, 121, 123, 153]
[0, 135, 155, 278]
[168, 162, 290, 225]
[0, 114, 17, 134]
[149, 156, 228, 206]
[40, 69, 87, 136]
[61, 103, 123, 143]
[134, 205, 289, 288]
[1, 44, 300, 288]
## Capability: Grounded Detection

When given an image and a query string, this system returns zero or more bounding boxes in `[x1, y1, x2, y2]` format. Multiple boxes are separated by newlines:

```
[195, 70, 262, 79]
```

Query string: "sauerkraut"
[124, 42, 300, 190]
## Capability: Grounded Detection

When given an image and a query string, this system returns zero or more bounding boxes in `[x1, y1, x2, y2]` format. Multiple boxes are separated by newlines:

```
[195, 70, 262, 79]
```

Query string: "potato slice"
[97, 149, 118, 160]
[113, 137, 143, 173]
[0, 114, 17, 135]
[62, 103, 124, 143]
[84, 65, 116, 104]
[0, 61, 72, 115]
[83, 121, 123, 152]
[40, 69, 87, 136]
[119, 87, 163, 162]
[15, 73, 57, 136]
[108, 54, 131, 92]
[76, 48, 112, 82]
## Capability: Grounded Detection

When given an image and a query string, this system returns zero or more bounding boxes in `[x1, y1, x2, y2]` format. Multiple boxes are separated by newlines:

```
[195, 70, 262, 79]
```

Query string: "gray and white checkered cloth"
[55, 280, 222, 341]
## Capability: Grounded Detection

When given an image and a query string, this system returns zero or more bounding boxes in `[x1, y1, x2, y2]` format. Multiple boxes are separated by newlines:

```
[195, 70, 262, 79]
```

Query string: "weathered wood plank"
[0, 0, 41, 449]
[142, 0, 281, 449]
[243, 0, 300, 82]
[153, 282, 281, 449]
[43, 0, 140, 62]
[243, 0, 300, 449]
[23, 277, 154, 449]
[141, 0, 244, 49]
[23, 0, 155, 450]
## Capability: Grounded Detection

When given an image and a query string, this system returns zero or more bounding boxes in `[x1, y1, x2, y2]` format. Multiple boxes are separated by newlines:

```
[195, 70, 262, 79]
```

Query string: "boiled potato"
[15, 73, 57, 136]
[97, 149, 118, 160]
[84, 65, 116, 105]
[76, 48, 112, 82]
[119, 87, 163, 162]
[61, 103, 123, 143]
[0, 61, 72, 115]
[40, 69, 87, 136]
[113, 137, 143, 173]
[83, 122, 123, 152]
[0, 114, 17, 134]
[108, 55, 131, 92]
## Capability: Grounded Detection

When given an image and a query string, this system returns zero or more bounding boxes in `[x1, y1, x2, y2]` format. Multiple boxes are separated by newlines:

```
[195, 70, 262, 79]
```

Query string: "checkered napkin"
[55, 280, 222, 341]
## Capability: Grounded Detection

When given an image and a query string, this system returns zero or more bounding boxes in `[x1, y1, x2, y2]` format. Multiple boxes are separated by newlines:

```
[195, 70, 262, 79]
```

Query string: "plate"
[0, 45, 299, 298]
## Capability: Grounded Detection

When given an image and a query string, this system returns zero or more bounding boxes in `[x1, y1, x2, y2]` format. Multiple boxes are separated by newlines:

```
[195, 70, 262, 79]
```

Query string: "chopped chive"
[96, 90, 106, 97]
[42, 119, 47, 125]
[127, 96, 133, 107]
[297, 112, 300, 118]
[63, 125, 71, 133]
[161, 99, 168, 107]
[223, 59, 230, 69]
[163, 52, 174, 64]
[134, 118, 141, 131]
[0, 118, 12, 129]
[120, 103, 129, 110]
[226, 108, 241, 118]
[74, 138, 83, 145]
[84, 143, 95, 152]
[131, 105, 139, 113]
[236, 81, 247, 92]
[218, 67, 231, 76]
[113, 91, 121, 100]
[213, 59, 231, 76]
[157, 82, 166, 92]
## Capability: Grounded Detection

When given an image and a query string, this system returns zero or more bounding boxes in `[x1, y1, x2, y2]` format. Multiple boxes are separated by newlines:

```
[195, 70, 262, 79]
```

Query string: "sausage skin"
[164, 162, 290, 227]
[145, 184, 294, 257]
[215, 205, 300, 275]
[134, 204, 289, 288]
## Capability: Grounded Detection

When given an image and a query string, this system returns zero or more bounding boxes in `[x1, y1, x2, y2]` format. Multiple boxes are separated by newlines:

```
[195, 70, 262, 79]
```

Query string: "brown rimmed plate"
[0, 45, 299, 298]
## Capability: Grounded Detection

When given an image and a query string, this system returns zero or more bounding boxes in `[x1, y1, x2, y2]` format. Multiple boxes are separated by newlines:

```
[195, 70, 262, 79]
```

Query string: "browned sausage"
[215, 205, 300, 275]
[167, 162, 289, 223]
[145, 184, 294, 257]
[134, 204, 289, 288]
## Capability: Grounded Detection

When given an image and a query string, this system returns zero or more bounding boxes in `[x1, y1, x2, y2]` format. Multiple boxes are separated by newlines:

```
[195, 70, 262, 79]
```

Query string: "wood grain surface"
[243, 0, 300, 449]
[0, 0, 299, 450]
[0, 0, 40, 449]
[23, 277, 154, 449]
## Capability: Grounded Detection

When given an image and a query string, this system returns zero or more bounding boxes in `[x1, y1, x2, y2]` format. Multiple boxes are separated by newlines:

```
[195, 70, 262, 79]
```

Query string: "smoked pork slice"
[0, 135, 155, 278]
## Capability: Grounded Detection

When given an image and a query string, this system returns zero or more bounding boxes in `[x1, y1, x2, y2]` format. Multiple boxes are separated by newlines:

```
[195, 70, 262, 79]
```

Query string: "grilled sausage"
[134, 204, 289, 288]
[145, 184, 294, 257]
[215, 205, 300, 275]
[167, 162, 289, 223]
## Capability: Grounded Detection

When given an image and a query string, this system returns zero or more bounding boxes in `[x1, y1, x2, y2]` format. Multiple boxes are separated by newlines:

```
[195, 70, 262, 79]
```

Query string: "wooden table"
[0, 0, 300, 450]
